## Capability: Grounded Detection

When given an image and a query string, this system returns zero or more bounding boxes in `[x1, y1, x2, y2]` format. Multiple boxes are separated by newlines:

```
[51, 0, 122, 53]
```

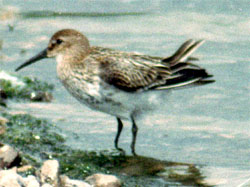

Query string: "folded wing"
[96, 39, 214, 92]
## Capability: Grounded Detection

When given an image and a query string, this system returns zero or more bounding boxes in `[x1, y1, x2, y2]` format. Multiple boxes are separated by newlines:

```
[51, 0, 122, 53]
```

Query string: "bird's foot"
[115, 147, 126, 156]
[132, 149, 138, 157]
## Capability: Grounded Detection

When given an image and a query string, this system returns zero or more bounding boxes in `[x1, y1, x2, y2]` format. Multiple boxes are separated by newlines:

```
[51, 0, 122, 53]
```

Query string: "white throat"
[56, 54, 64, 64]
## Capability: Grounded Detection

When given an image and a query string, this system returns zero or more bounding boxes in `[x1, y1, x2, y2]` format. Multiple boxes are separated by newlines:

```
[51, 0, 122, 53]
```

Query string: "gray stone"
[41, 183, 53, 187]
[23, 175, 40, 187]
[0, 117, 8, 135]
[0, 143, 20, 169]
[40, 159, 60, 187]
[0, 116, 8, 125]
[60, 175, 91, 187]
[0, 122, 6, 136]
[85, 173, 121, 187]
[17, 165, 33, 173]
[30, 91, 53, 102]
[0, 167, 25, 187]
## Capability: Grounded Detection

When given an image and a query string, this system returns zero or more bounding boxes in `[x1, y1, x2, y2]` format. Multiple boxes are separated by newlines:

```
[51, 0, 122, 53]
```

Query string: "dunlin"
[16, 29, 214, 155]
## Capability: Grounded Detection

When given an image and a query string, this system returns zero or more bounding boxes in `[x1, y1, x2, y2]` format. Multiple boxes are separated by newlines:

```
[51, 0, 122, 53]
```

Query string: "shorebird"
[16, 29, 214, 155]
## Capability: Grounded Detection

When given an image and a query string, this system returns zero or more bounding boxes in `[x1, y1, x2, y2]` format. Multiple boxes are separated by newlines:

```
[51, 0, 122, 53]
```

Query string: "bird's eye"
[56, 39, 63, 45]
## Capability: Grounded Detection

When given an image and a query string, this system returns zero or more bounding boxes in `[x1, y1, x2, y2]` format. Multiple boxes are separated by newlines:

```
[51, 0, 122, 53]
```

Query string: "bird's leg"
[114, 117, 125, 154]
[131, 116, 138, 156]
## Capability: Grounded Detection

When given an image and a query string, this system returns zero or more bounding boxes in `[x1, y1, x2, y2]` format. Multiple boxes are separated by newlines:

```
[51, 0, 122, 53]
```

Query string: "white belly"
[57, 62, 171, 120]
[60, 74, 171, 120]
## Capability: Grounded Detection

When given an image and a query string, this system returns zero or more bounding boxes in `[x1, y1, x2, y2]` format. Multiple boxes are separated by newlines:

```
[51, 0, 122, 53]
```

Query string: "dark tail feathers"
[155, 39, 214, 90]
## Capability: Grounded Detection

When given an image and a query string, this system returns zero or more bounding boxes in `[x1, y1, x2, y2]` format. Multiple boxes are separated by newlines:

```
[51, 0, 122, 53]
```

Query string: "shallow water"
[1, 1, 250, 186]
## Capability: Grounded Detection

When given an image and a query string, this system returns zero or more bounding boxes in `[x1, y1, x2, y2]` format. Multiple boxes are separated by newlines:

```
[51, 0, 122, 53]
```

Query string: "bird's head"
[15, 29, 90, 71]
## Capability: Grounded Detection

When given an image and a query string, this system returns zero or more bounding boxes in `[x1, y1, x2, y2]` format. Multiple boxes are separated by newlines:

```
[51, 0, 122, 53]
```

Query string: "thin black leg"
[114, 117, 125, 153]
[131, 116, 138, 156]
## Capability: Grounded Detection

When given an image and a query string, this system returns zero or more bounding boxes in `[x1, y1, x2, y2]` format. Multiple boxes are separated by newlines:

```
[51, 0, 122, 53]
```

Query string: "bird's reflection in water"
[96, 150, 212, 187]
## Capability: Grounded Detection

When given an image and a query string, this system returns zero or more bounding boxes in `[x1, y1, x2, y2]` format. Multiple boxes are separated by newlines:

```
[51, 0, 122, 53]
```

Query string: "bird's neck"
[56, 52, 85, 81]
[56, 47, 90, 65]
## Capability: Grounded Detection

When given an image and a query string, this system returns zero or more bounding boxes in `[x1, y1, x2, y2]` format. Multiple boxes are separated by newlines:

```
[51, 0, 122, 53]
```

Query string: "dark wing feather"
[98, 56, 169, 92]
[162, 40, 205, 64]
[93, 39, 214, 92]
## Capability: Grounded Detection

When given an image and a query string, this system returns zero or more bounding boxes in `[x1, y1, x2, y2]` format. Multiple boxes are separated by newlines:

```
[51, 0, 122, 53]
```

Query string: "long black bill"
[15, 48, 48, 72]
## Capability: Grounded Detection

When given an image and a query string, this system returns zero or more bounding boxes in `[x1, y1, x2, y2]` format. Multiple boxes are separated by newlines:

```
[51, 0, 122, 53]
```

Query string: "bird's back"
[88, 40, 214, 93]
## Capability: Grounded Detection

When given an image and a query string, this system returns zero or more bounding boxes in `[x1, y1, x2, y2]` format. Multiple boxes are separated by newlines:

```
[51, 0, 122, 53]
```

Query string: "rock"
[60, 175, 91, 187]
[0, 143, 21, 169]
[0, 123, 5, 135]
[0, 116, 8, 125]
[30, 91, 53, 102]
[23, 175, 40, 187]
[85, 173, 122, 187]
[41, 184, 54, 187]
[17, 165, 33, 173]
[0, 167, 25, 187]
[40, 159, 60, 187]
[0, 116, 8, 135]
